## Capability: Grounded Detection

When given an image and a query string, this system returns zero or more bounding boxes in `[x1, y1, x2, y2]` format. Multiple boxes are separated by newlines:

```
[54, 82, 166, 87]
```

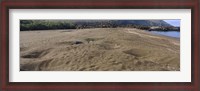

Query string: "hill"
[20, 20, 174, 31]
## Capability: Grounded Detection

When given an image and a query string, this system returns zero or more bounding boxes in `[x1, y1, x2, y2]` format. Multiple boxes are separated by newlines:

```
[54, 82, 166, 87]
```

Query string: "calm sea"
[150, 31, 180, 38]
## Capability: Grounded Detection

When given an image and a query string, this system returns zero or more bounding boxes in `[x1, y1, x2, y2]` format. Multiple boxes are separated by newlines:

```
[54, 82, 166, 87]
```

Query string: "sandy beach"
[20, 28, 180, 71]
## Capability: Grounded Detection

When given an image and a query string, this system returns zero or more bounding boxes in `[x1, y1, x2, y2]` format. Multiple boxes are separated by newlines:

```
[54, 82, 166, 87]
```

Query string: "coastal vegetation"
[20, 20, 180, 31]
[20, 20, 76, 31]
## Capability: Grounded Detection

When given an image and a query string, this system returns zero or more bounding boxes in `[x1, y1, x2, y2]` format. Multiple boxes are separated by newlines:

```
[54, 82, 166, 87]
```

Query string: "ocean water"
[150, 31, 180, 38]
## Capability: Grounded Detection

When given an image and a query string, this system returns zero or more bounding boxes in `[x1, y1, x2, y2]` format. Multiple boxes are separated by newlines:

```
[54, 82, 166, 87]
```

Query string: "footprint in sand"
[123, 49, 148, 57]
[21, 49, 51, 58]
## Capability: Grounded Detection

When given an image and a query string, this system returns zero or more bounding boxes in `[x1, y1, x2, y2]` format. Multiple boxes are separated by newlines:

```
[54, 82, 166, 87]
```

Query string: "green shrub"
[20, 20, 76, 31]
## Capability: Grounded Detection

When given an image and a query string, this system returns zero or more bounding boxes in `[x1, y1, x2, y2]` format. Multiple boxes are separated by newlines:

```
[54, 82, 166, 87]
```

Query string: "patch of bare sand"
[20, 28, 180, 71]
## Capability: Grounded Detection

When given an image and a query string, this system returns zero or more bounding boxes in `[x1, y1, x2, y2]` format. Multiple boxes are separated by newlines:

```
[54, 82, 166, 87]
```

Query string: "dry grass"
[20, 28, 180, 71]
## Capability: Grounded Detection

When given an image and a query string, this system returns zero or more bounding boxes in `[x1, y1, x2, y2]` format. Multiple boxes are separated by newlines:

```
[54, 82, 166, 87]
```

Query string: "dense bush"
[20, 20, 76, 31]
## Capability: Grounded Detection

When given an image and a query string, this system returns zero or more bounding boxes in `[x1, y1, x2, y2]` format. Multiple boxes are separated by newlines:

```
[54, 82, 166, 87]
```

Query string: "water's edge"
[149, 31, 180, 38]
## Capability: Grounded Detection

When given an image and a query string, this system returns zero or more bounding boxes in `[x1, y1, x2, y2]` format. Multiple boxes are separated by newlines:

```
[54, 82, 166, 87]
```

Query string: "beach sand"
[20, 28, 180, 71]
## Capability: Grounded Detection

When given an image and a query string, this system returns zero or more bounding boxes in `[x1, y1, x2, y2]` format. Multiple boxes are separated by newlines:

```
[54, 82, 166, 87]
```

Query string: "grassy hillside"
[20, 20, 174, 31]
[20, 20, 76, 31]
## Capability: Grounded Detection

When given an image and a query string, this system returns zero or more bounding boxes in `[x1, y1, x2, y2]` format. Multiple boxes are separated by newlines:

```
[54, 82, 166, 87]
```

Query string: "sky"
[164, 20, 180, 27]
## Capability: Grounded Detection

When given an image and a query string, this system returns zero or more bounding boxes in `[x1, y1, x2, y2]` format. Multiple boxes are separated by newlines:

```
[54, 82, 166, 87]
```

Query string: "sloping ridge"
[70, 20, 173, 27]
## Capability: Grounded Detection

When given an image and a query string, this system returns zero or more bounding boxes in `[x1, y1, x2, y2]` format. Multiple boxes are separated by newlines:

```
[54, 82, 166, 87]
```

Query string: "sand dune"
[20, 28, 180, 71]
